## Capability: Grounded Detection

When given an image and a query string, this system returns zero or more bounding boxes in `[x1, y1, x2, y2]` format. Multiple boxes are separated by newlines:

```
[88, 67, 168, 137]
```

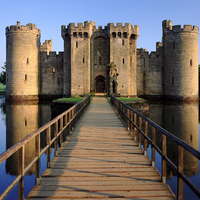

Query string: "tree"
[0, 63, 6, 85]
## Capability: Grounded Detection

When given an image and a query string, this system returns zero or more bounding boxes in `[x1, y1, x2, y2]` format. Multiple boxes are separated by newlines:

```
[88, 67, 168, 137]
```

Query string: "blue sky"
[0, 0, 200, 72]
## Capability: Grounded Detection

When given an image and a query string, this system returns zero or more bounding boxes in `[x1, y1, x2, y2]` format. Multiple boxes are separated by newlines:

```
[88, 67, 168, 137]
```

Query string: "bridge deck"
[27, 95, 175, 200]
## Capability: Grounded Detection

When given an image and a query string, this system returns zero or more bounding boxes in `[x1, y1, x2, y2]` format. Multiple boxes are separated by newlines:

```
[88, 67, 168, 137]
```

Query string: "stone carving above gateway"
[5, 20, 199, 101]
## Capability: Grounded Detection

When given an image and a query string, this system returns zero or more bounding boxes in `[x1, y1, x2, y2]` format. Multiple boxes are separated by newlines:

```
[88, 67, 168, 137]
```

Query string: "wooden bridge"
[1, 94, 200, 200]
[27, 95, 175, 199]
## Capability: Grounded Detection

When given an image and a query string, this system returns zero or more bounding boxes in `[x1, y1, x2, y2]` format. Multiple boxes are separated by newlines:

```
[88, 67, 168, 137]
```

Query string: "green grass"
[116, 97, 145, 102]
[56, 97, 85, 103]
[107, 97, 145, 103]
[0, 83, 6, 94]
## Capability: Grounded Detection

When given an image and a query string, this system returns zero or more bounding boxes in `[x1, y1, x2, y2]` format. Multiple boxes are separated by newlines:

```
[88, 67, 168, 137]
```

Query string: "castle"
[5, 20, 199, 101]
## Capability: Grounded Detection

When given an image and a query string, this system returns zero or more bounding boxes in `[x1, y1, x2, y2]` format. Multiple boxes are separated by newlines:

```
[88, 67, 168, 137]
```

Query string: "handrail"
[0, 95, 91, 200]
[110, 95, 200, 200]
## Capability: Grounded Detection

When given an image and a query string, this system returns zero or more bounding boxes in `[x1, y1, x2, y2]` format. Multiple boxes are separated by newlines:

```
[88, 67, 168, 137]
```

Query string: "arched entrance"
[95, 75, 106, 93]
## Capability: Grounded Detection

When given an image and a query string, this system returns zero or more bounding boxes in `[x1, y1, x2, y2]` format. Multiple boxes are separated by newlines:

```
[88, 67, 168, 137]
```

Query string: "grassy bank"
[55, 97, 85, 103]
[107, 97, 145, 102]
[0, 83, 6, 95]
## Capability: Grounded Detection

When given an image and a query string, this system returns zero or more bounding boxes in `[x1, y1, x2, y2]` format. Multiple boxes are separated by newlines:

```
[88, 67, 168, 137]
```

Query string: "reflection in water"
[149, 102, 199, 179]
[5, 101, 52, 176]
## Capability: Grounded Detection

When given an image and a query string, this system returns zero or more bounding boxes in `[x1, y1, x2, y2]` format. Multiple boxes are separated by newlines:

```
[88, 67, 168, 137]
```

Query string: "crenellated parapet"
[40, 39, 52, 55]
[107, 23, 139, 39]
[6, 21, 41, 35]
[61, 21, 95, 39]
[40, 51, 64, 61]
[162, 20, 199, 36]
[137, 44, 163, 59]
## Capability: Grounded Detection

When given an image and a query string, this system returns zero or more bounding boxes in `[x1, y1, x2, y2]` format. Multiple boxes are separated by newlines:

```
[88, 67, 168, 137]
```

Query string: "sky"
[0, 0, 200, 73]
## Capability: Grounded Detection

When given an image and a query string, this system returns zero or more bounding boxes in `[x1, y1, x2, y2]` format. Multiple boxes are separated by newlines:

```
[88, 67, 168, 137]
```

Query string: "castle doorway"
[95, 75, 106, 93]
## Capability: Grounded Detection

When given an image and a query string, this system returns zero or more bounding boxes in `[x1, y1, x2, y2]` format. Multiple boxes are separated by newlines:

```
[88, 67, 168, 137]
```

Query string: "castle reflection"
[149, 102, 199, 179]
[5, 101, 51, 176]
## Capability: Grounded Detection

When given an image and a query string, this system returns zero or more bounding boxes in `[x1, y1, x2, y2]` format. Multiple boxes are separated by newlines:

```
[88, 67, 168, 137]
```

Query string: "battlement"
[40, 39, 52, 47]
[40, 51, 64, 60]
[66, 21, 95, 29]
[163, 20, 199, 35]
[6, 21, 41, 35]
[137, 47, 162, 59]
[107, 22, 139, 37]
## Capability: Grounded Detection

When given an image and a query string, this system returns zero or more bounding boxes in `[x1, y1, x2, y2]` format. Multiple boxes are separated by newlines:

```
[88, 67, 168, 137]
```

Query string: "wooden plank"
[27, 96, 175, 199]
[27, 190, 175, 198]
[31, 184, 171, 191]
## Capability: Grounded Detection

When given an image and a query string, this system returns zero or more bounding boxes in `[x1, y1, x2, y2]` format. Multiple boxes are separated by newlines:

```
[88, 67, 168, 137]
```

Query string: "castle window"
[118, 32, 121, 38]
[171, 77, 174, 84]
[73, 32, 77, 38]
[122, 39, 124, 46]
[123, 58, 124, 64]
[99, 56, 101, 65]
[112, 32, 116, 38]
[76, 42, 78, 48]
[190, 134, 193, 142]
[25, 74, 27, 80]
[27, 58, 29, 64]
[79, 32, 82, 38]
[84, 32, 88, 38]
[173, 42, 175, 49]
[123, 32, 127, 38]
[99, 43, 101, 49]
[172, 117, 174, 124]
[83, 58, 84, 63]
[130, 34, 135, 39]
[190, 59, 192, 66]
[25, 120, 27, 127]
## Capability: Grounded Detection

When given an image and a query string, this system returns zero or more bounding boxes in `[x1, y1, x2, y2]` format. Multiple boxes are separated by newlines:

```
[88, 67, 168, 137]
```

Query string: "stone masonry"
[5, 20, 199, 101]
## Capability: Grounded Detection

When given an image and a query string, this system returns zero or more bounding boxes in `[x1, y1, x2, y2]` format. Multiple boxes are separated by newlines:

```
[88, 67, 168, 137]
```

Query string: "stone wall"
[163, 20, 199, 100]
[40, 51, 63, 96]
[137, 44, 164, 98]
[6, 22, 40, 100]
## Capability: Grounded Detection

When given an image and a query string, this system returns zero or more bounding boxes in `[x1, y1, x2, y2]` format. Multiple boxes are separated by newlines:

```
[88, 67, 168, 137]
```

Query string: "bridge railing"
[110, 95, 200, 200]
[0, 95, 91, 200]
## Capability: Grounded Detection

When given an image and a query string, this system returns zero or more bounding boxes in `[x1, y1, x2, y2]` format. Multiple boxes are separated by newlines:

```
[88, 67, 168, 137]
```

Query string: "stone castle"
[5, 20, 199, 101]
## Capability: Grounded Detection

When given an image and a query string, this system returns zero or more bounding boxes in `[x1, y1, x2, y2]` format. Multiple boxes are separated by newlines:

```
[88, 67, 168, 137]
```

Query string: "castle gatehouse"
[5, 20, 199, 101]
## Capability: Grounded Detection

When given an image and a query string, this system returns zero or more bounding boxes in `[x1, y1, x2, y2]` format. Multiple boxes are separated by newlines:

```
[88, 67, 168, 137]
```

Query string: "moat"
[0, 95, 199, 199]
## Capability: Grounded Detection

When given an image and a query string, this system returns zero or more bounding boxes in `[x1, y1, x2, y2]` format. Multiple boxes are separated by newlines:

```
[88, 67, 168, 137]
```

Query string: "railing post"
[60, 117, 63, 147]
[54, 121, 58, 156]
[133, 113, 137, 140]
[18, 145, 25, 200]
[130, 110, 133, 135]
[177, 145, 184, 200]
[138, 117, 142, 147]
[151, 126, 156, 167]
[127, 109, 130, 132]
[144, 121, 148, 156]
[46, 127, 51, 168]
[35, 134, 41, 185]
[162, 133, 167, 184]
[69, 110, 72, 133]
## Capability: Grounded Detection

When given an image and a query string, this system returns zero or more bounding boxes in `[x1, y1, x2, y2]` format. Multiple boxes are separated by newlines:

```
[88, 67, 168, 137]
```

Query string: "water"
[0, 95, 200, 199]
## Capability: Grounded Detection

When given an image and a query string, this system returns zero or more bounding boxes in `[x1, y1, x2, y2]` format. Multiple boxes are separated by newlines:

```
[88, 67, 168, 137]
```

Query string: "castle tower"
[61, 21, 93, 96]
[6, 21, 41, 101]
[108, 23, 139, 97]
[40, 39, 52, 55]
[162, 20, 199, 100]
[164, 103, 199, 177]
[6, 102, 39, 175]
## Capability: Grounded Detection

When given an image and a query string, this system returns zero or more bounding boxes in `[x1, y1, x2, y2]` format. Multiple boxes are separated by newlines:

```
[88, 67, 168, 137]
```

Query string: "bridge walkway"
[27, 95, 175, 200]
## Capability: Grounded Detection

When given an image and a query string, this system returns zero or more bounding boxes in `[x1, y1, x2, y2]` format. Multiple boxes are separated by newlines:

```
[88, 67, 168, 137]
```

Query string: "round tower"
[6, 21, 41, 101]
[162, 20, 199, 100]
